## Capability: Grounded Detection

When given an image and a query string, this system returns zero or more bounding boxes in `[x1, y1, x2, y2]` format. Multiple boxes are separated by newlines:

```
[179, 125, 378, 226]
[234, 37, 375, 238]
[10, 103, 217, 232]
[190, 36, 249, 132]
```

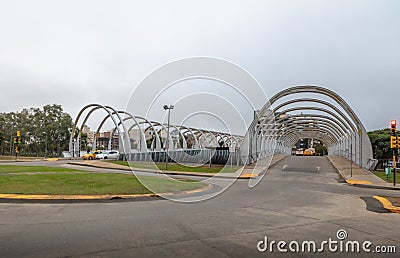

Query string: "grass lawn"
[0, 173, 205, 195]
[0, 165, 84, 173]
[108, 161, 241, 173]
[374, 171, 400, 183]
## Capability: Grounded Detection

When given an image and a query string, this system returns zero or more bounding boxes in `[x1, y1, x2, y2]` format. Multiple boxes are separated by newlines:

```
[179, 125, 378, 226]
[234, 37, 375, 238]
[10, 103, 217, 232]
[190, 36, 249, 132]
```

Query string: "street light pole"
[43, 132, 48, 159]
[350, 133, 353, 177]
[9, 125, 14, 156]
[9, 128, 12, 156]
[163, 105, 174, 170]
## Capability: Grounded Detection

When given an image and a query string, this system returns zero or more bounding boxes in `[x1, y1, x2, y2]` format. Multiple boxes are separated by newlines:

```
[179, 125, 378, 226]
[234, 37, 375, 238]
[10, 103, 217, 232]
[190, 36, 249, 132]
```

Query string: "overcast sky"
[0, 0, 399, 133]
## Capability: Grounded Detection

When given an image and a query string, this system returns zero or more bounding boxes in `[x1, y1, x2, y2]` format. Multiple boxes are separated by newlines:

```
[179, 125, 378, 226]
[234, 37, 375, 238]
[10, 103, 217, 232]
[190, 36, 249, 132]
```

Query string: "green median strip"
[108, 161, 240, 173]
[0, 173, 205, 195]
[0, 165, 84, 173]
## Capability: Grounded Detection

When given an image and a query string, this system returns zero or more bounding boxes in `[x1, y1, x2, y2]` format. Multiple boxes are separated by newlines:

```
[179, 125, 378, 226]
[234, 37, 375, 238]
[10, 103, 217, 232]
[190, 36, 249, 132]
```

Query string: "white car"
[95, 150, 120, 160]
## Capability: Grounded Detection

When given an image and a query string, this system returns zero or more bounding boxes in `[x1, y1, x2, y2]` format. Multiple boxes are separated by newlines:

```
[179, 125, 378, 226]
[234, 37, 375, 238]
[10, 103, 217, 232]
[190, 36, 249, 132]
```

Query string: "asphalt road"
[1, 156, 400, 257]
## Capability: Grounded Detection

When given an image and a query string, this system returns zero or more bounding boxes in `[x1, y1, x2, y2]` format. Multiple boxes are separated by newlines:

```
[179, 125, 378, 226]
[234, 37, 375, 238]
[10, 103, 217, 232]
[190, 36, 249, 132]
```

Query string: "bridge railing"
[120, 149, 244, 166]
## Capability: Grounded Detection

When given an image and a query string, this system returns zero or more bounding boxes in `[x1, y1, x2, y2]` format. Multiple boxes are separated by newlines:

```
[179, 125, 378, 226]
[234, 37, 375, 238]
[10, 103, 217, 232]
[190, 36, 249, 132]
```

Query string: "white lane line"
[282, 165, 288, 170]
[316, 166, 320, 171]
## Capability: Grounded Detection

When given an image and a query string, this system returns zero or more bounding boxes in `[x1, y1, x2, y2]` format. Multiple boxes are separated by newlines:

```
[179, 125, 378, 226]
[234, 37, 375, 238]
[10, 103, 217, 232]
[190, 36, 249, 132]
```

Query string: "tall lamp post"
[43, 132, 48, 159]
[163, 105, 174, 170]
[9, 125, 14, 156]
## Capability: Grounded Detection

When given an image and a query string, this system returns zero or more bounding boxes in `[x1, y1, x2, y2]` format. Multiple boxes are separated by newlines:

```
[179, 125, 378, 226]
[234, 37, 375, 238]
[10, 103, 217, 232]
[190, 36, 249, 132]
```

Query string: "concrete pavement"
[1, 156, 400, 257]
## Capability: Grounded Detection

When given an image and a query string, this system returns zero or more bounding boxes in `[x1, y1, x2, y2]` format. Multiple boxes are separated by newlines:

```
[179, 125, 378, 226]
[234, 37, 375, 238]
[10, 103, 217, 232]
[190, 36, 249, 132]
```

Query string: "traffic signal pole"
[15, 130, 21, 160]
[393, 130, 397, 186]
[393, 147, 396, 186]
[390, 120, 397, 186]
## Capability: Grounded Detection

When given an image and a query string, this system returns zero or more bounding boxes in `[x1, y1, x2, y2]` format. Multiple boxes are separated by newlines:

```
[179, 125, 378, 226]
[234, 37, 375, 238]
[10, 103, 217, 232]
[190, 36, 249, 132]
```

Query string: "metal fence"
[120, 149, 243, 165]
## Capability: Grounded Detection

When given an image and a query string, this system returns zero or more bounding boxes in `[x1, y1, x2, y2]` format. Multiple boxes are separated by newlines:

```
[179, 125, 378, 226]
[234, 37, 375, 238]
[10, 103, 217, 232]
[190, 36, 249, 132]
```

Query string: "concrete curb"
[0, 157, 71, 162]
[45, 158, 59, 161]
[326, 156, 356, 184]
[0, 184, 213, 201]
[346, 180, 372, 185]
[373, 196, 400, 214]
[0, 159, 44, 163]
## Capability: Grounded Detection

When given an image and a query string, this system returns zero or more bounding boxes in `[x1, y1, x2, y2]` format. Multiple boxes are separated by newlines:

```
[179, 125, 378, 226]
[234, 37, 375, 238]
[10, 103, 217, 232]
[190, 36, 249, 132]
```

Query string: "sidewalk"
[327, 155, 400, 190]
[240, 154, 287, 177]
[68, 154, 288, 179]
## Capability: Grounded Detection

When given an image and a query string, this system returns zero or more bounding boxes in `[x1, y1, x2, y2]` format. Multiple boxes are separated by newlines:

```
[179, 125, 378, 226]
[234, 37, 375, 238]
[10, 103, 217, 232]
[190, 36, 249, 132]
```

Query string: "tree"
[0, 112, 19, 155]
[314, 144, 327, 156]
[0, 104, 72, 157]
[0, 131, 4, 155]
[80, 133, 88, 151]
[40, 104, 72, 156]
[368, 129, 392, 159]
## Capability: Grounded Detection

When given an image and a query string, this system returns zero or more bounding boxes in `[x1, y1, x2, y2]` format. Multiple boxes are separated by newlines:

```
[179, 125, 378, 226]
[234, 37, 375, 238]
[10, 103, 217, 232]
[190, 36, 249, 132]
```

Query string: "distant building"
[21, 107, 39, 116]
[81, 125, 94, 146]
[96, 130, 119, 150]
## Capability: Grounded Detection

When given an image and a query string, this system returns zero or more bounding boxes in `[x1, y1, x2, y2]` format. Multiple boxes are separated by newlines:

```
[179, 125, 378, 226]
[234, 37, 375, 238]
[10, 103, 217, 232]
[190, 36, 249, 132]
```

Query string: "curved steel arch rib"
[69, 104, 130, 158]
[245, 86, 373, 168]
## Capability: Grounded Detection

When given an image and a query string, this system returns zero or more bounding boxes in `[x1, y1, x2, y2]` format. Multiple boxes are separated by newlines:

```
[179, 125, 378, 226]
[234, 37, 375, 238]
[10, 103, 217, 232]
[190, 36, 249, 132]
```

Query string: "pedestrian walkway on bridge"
[327, 155, 400, 190]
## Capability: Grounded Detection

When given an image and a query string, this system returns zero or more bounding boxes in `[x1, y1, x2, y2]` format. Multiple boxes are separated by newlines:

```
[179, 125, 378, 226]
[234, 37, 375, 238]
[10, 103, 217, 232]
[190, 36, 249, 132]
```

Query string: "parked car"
[295, 148, 304, 156]
[95, 150, 120, 160]
[303, 148, 315, 156]
[82, 150, 103, 160]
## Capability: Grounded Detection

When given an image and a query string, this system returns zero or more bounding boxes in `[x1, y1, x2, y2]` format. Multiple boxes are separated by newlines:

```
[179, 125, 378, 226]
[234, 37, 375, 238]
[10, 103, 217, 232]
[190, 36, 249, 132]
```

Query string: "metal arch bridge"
[69, 104, 244, 164]
[243, 85, 374, 169]
[69, 86, 374, 169]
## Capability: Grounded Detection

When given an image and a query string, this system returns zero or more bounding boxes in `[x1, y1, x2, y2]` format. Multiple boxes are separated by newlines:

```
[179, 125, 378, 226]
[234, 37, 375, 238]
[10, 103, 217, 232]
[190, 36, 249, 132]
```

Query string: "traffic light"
[391, 120, 397, 134]
[13, 137, 17, 144]
[391, 136, 396, 148]
[391, 136, 400, 149]
[16, 130, 21, 137]
[18, 138, 22, 144]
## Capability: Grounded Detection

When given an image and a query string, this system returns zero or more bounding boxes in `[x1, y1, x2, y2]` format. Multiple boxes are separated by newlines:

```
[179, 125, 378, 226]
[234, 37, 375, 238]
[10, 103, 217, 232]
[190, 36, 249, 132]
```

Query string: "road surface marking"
[373, 196, 400, 214]
[346, 180, 372, 185]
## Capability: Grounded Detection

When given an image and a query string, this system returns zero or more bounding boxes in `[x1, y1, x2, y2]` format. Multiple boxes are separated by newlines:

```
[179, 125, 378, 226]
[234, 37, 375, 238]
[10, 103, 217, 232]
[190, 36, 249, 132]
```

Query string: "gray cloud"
[0, 0, 399, 131]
